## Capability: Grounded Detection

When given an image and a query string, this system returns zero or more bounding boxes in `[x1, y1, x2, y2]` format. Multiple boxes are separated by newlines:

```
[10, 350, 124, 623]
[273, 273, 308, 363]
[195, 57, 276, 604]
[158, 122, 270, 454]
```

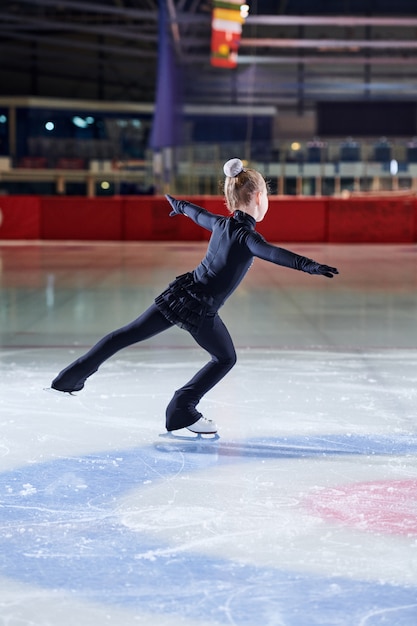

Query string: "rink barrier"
[41, 196, 124, 240]
[327, 196, 416, 243]
[0, 195, 416, 242]
[0, 196, 42, 239]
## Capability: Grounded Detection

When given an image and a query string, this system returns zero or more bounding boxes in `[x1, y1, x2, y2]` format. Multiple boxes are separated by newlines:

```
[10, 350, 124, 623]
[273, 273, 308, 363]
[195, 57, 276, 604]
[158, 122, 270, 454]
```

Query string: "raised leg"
[52, 304, 173, 392]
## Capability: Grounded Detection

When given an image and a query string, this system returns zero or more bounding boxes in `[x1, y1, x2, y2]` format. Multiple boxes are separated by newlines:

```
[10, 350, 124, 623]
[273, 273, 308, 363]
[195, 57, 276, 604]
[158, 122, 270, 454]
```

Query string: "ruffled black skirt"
[155, 272, 214, 334]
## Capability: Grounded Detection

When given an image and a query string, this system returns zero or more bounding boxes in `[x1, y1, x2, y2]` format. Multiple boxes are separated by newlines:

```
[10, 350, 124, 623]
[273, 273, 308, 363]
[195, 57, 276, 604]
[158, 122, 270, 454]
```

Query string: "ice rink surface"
[1, 239, 417, 625]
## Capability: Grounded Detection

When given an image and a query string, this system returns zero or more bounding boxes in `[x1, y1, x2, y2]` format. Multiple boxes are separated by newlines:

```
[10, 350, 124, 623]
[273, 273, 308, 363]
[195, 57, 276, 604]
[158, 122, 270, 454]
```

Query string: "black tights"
[52, 304, 237, 430]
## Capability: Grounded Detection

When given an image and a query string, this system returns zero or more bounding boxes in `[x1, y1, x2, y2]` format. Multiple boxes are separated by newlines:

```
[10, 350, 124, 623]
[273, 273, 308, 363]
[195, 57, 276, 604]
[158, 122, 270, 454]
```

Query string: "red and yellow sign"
[211, 1, 246, 68]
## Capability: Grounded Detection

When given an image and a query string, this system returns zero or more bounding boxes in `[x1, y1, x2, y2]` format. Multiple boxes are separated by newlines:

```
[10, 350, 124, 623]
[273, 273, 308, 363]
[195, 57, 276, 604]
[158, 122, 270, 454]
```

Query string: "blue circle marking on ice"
[1, 434, 417, 625]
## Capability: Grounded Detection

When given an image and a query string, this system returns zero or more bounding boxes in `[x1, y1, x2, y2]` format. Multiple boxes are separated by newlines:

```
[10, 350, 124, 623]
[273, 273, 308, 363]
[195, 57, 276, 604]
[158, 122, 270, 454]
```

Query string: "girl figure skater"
[51, 158, 338, 434]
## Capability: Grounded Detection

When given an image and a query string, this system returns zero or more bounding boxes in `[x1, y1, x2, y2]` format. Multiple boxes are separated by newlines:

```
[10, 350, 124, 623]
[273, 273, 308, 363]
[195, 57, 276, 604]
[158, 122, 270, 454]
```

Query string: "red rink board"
[0, 196, 42, 239]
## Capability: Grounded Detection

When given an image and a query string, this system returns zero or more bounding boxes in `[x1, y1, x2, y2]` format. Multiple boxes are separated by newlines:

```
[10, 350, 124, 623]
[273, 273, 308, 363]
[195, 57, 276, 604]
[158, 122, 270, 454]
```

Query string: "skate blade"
[43, 387, 78, 396]
[159, 431, 220, 442]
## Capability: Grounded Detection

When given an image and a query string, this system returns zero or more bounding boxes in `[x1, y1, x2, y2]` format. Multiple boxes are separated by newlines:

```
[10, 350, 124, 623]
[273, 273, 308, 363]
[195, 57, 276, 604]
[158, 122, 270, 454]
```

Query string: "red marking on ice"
[305, 480, 417, 536]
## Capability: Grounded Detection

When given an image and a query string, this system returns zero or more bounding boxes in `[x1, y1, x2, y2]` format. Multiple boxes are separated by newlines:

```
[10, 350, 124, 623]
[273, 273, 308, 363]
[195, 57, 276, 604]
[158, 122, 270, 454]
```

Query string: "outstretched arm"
[247, 231, 339, 278]
[165, 195, 219, 232]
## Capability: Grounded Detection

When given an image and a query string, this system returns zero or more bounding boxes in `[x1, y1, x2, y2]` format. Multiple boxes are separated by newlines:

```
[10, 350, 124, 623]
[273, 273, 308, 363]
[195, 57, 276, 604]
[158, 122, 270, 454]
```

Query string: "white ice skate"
[187, 416, 218, 434]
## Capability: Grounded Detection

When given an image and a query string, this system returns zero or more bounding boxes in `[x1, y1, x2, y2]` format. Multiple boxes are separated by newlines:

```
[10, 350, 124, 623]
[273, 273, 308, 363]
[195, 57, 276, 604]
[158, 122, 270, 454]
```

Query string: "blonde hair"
[223, 158, 266, 213]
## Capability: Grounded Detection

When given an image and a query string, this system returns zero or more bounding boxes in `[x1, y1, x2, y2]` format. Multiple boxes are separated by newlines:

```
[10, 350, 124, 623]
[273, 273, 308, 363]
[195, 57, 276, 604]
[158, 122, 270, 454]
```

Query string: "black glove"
[302, 259, 339, 278]
[165, 194, 186, 217]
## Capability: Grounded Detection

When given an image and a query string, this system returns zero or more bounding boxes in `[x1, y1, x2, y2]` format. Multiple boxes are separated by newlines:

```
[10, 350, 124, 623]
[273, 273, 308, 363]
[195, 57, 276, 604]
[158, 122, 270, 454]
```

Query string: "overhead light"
[390, 159, 398, 175]
[241, 4, 250, 19]
[72, 116, 94, 129]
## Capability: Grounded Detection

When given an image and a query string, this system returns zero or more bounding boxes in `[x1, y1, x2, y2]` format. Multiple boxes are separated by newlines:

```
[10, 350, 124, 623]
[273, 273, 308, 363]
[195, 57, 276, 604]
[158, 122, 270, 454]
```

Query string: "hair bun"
[223, 158, 244, 178]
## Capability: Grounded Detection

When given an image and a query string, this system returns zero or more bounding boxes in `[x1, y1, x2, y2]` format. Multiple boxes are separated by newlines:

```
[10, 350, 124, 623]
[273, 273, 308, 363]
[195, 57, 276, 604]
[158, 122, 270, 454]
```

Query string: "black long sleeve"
[165, 198, 337, 311]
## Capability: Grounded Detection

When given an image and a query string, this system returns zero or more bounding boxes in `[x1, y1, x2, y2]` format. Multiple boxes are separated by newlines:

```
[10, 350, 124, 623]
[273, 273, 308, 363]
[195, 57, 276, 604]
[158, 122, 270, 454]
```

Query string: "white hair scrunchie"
[223, 158, 244, 177]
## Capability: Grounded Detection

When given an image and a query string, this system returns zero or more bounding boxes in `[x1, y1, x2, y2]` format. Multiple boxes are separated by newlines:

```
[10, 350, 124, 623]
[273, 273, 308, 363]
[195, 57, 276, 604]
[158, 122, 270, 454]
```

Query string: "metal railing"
[1, 138, 417, 197]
